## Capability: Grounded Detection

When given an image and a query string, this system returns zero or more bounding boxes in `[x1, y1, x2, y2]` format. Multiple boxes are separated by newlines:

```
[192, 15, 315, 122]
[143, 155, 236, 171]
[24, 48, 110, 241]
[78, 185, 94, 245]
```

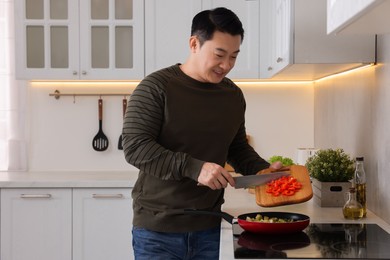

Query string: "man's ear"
[189, 36, 199, 53]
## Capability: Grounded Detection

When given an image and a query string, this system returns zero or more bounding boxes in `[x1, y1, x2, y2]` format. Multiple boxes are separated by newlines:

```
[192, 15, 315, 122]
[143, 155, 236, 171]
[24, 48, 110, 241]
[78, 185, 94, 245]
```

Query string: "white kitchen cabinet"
[144, 0, 202, 76]
[258, 0, 273, 79]
[1, 188, 72, 260]
[14, 0, 144, 80]
[201, 0, 260, 79]
[73, 188, 133, 260]
[259, 0, 292, 78]
[145, 0, 260, 79]
[0, 187, 133, 260]
[259, 0, 376, 80]
[327, 0, 390, 35]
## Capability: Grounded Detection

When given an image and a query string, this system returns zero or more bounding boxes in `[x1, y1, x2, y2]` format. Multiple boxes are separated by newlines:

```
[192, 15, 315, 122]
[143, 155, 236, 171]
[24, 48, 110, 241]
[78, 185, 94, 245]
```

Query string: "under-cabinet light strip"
[34, 62, 376, 91]
[314, 63, 375, 82]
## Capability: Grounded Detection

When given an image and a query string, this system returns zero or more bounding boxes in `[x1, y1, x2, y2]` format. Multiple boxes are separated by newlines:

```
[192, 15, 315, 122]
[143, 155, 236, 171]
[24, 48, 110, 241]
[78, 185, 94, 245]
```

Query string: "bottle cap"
[356, 157, 364, 161]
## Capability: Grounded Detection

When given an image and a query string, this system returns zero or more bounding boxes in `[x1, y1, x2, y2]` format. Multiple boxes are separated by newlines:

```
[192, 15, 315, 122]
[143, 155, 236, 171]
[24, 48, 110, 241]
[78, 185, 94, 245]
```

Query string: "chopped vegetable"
[265, 176, 302, 197]
[246, 214, 294, 223]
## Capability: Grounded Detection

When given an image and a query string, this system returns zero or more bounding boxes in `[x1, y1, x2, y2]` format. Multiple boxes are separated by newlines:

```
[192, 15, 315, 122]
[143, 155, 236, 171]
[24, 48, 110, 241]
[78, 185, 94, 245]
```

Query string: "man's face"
[193, 31, 241, 83]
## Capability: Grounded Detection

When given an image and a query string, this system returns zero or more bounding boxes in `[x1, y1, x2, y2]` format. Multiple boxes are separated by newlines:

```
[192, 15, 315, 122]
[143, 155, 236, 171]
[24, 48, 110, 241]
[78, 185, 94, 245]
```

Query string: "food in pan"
[245, 214, 295, 223]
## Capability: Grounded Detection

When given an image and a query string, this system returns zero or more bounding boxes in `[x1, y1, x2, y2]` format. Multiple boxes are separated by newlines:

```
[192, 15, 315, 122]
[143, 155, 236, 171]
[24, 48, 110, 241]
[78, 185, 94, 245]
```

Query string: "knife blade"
[233, 171, 291, 189]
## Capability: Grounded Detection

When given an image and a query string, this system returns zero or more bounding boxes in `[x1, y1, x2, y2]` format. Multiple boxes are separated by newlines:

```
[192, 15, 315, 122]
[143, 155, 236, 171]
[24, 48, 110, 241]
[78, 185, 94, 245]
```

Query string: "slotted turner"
[118, 98, 127, 150]
[92, 98, 109, 151]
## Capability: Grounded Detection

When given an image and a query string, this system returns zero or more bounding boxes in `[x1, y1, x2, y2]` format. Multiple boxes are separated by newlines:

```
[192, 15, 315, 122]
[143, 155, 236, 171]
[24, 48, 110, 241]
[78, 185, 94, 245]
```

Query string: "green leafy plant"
[269, 155, 295, 166]
[305, 148, 354, 182]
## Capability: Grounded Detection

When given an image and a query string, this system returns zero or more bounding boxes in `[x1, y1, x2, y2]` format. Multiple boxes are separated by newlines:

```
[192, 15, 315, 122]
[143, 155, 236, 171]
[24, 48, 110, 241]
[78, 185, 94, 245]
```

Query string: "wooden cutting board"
[255, 165, 313, 207]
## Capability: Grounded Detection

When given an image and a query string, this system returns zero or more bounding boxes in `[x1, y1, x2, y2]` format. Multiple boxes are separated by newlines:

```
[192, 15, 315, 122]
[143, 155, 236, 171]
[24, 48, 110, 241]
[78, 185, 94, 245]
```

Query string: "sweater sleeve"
[122, 76, 204, 181]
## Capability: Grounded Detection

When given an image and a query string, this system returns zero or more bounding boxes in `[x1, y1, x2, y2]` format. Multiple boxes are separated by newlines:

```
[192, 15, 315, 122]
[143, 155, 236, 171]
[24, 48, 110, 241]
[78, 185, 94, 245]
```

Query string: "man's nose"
[220, 57, 234, 71]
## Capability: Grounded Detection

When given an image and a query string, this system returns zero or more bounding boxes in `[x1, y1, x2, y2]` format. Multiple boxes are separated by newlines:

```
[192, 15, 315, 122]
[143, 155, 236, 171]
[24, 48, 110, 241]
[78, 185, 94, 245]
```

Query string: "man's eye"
[216, 54, 223, 58]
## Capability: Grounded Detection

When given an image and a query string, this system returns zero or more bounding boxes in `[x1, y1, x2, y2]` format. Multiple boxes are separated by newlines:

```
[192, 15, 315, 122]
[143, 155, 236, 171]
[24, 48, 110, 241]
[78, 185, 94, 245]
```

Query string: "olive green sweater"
[122, 64, 269, 233]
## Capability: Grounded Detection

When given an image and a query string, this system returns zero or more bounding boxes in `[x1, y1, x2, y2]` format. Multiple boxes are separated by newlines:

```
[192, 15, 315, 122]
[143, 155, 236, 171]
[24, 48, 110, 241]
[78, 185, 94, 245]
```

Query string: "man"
[122, 7, 281, 259]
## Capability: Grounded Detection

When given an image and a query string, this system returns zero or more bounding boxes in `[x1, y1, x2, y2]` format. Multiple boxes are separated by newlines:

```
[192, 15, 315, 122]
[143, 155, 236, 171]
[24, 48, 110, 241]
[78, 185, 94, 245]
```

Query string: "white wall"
[241, 83, 314, 161]
[27, 82, 314, 171]
[27, 83, 138, 171]
[314, 34, 390, 224]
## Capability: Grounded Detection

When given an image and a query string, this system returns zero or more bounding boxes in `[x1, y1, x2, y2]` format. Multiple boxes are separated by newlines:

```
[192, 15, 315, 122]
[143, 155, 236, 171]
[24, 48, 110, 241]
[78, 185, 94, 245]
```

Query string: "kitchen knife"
[233, 171, 290, 189]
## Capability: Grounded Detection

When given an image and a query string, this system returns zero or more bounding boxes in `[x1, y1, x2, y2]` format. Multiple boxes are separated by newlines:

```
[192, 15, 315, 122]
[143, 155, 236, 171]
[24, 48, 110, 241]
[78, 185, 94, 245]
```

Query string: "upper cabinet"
[14, 0, 378, 81]
[145, 0, 260, 79]
[327, 0, 390, 35]
[144, 0, 202, 76]
[202, 0, 260, 79]
[259, 0, 292, 78]
[259, 0, 376, 80]
[14, 0, 144, 80]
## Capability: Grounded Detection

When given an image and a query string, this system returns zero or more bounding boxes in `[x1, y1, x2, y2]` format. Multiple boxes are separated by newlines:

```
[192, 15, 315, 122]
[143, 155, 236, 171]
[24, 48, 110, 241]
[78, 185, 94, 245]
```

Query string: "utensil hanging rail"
[49, 90, 130, 100]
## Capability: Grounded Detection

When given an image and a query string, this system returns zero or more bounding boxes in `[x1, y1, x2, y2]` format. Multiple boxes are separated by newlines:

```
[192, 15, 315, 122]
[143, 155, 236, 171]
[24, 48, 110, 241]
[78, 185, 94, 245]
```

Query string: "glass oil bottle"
[343, 187, 364, 220]
[354, 157, 367, 217]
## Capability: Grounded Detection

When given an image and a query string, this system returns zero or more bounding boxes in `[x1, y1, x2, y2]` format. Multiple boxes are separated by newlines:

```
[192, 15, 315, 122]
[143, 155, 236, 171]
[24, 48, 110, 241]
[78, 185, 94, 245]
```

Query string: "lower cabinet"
[1, 188, 133, 260]
[73, 188, 133, 260]
[1, 188, 72, 260]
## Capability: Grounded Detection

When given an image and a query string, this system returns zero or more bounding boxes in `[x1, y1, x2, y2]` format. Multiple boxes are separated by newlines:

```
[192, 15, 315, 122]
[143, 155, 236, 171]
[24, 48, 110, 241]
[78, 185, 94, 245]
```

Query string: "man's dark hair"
[191, 7, 244, 46]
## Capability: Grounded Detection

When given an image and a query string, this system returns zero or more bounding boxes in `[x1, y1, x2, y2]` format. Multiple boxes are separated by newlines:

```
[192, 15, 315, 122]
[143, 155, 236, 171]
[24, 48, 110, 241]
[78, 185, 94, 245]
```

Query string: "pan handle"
[184, 209, 235, 224]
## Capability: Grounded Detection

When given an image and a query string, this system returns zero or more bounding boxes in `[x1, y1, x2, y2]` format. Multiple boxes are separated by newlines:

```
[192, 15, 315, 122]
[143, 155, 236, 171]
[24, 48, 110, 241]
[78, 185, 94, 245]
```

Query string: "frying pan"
[184, 209, 310, 234]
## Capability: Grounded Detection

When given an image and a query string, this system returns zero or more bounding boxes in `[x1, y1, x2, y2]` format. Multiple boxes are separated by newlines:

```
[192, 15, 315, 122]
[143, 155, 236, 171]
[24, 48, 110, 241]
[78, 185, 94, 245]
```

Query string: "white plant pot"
[311, 178, 351, 207]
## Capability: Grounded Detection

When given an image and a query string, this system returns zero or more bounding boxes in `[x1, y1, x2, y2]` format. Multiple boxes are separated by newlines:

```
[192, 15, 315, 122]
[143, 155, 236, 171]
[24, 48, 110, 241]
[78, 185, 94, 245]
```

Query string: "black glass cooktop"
[233, 223, 390, 259]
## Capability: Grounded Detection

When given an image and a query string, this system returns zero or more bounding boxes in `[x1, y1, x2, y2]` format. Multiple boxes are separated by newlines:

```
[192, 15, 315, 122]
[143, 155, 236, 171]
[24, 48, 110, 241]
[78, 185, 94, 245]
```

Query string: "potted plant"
[305, 148, 354, 207]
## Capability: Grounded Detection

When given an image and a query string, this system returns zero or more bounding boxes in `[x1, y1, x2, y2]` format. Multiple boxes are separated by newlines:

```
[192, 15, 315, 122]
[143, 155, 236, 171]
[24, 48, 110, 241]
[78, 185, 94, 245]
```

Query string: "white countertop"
[220, 185, 390, 260]
[0, 171, 139, 188]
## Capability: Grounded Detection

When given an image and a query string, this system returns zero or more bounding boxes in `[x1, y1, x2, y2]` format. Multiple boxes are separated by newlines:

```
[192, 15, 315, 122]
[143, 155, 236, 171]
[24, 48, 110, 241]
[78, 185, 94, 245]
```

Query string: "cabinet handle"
[73, 71, 78, 75]
[267, 66, 273, 71]
[92, 194, 124, 199]
[20, 194, 52, 199]
[276, 57, 283, 63]
[82, 70, 87, 75]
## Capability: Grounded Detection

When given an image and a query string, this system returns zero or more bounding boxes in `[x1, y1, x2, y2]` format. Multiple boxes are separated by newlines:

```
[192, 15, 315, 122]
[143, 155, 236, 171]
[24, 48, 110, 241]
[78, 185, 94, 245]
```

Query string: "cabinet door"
[259, 0, 292, 78]
[73, 188, 133, 260]
[145, 0, 260, 79]
[79, 0, 144, 80]
[201, 0, 260, 79]
[15, 0, 144, 80]
[1, 188, 72, 260]
[273, 0, 292, 74]
[14, 0, 79, 79]
[259, 0, 274, 78]
[144, 0, 202, 75]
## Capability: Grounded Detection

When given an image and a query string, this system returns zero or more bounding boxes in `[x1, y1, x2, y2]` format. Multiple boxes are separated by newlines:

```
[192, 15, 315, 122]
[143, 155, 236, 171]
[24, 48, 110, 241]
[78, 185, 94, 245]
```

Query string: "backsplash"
[313, 34, 390, 224]
[27, 82, 314, 171]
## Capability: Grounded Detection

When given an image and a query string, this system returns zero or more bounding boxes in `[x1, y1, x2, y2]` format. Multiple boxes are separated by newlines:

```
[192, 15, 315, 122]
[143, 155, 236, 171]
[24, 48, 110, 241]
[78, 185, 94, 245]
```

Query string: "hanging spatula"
[92, 98, 109, 151]
[118, 98, 127, 150]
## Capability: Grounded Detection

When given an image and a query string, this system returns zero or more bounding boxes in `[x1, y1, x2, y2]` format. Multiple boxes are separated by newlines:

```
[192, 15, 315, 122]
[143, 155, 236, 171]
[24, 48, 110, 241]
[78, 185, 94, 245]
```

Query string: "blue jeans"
[132, 226, 221, 260]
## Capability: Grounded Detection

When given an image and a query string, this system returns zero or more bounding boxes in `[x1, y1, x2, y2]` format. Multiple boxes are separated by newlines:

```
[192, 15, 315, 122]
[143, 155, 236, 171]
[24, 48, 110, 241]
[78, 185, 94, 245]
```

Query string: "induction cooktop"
[233, 222, 390, 259]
